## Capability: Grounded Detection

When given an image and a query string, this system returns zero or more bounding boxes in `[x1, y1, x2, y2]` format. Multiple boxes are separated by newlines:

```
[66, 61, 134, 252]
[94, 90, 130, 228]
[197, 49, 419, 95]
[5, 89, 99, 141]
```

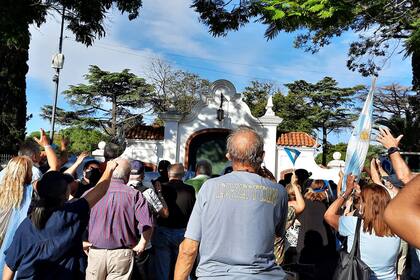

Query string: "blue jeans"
[151, 226, 185, 280]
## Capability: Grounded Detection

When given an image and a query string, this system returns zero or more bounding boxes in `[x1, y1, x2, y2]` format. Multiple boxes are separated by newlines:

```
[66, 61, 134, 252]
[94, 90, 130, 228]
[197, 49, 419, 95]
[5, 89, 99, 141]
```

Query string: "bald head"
[168, 163, 185, 180]
[112, 159, 131, 182]
[227, 126, 264, 169]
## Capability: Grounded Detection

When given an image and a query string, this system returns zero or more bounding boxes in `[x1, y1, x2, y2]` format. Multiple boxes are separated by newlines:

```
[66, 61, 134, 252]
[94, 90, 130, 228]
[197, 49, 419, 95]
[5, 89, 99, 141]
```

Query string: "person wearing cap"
[86, 159, 153, 280]
[128, 160, 168, 280]
[2, 156, 118, 280]
[0, 129, 60, 277]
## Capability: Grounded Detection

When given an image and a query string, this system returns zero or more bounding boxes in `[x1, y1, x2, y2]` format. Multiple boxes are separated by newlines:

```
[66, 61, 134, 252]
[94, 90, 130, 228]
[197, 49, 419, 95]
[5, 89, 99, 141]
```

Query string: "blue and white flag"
[342, 78, 376, 191]
[284, 147, 301, 166]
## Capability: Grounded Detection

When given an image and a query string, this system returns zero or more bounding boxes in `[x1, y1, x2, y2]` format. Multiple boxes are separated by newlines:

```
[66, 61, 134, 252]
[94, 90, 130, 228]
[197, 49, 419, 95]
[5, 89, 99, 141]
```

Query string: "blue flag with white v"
[284, 147, 301, 166]
[342, 78, 376, 191]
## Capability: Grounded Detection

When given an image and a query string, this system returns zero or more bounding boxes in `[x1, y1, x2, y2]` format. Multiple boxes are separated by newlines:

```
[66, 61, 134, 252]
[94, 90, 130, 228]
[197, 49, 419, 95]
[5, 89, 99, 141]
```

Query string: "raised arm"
[83, 160, 118, 208]
[289, 172, 305, 214]
[377, 127, 413, 184]
[324, 174, 356, 230]
[33, 128, 59, 171]
[64, 151, 89, 177]
[384, 175, 420, 248]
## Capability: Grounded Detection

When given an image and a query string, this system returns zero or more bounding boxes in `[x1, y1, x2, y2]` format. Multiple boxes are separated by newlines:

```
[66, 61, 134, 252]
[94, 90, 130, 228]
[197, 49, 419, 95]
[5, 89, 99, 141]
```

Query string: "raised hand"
[370, 158, 382, 186]
[76, 151, 90, 163]
[106, 160, 118, 171]
[33, 128, 50, 147]
[291, 172, 299, 186]
[377, 127, 403, 149]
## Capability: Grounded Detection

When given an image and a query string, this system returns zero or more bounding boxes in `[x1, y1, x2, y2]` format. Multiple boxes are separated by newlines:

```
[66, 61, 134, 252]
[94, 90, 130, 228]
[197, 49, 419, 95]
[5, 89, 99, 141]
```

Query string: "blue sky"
[26, 0, 413, 144]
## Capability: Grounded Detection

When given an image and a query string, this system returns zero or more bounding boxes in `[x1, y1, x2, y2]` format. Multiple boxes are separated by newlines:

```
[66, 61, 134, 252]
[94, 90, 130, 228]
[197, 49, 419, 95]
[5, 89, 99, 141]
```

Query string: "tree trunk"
[0, 3, 31, 154]
[412, 48, 420, 94]
[322, 126, 328, 166]
[111, 94, 117, 139]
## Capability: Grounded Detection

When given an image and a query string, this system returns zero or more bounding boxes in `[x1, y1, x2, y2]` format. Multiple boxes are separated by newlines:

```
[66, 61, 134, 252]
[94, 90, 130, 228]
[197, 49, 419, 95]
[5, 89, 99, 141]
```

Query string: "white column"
[258, 96, 282, 180]
[159, 111, 183, 164]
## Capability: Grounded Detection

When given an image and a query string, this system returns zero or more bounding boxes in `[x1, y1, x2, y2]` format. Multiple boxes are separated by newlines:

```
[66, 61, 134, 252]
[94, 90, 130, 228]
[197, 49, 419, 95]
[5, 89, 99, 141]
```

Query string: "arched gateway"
[122, 80, 282, 177]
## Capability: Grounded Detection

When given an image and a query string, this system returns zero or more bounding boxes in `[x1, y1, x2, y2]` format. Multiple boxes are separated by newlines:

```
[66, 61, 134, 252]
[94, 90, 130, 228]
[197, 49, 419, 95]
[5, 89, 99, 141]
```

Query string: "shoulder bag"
[333, 217, 372, 280]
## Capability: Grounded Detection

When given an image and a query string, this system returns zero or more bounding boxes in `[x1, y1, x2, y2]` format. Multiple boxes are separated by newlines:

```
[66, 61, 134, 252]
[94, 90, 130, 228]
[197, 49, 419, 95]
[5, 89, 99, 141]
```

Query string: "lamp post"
[50, 5, 66, 143]
[216, 91, 226, 121]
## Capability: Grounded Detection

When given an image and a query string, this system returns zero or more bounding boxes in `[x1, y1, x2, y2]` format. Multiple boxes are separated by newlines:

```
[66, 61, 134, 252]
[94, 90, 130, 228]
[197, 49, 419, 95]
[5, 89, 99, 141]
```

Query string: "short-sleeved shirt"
[185, 174, 210, 193]
[88, 179, 153, 249]
[339, 216, 400, 280]
[5, 198, 90, 280]
[185, 171, 288, 279]
[157, 180, 196, 229]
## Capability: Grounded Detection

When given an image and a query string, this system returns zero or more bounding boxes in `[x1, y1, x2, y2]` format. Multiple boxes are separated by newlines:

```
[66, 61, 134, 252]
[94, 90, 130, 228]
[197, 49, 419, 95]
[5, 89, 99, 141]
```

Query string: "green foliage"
[0, 0, 142, 152]
[28, 127, 109, 154]
[192, 0, 420, 90]
[284, 77, 364, 165]
[59, 127, 110, 154]
[272, 92, 314, 134]
[369, 84, 419, 151]
[242, 80, 277, 117]
[41, 65, 153, 141]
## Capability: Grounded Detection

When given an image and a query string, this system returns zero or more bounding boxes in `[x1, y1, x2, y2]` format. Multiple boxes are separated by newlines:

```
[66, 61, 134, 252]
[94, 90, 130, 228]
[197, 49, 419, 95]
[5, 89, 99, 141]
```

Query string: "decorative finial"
[264, 95, 275, 116]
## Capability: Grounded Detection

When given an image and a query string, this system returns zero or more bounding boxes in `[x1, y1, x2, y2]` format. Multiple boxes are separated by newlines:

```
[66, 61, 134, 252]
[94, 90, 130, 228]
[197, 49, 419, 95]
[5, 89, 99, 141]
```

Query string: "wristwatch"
[387, 147, 400, 155]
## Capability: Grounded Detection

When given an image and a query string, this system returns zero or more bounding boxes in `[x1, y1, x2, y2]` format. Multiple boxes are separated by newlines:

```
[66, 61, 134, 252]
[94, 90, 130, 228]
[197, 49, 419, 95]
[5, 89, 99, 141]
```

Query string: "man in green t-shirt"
[185, 160, 212, 193]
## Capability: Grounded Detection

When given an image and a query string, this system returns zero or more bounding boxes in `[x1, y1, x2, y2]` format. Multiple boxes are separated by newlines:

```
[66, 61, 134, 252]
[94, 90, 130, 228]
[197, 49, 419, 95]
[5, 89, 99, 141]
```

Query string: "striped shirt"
[88, 179, 153, 249]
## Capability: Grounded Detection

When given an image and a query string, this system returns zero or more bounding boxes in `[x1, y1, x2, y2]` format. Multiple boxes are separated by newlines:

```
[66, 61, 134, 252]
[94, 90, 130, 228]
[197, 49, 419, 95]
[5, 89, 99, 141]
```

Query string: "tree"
[0, 0, 142, 153]
[192, 0, 420, 92]
[285, 77, 364, 165]
[146, 58, 211, 115]
[242, 80, 313, 133]
[242, 80, 276, 117]
[370, 83, 419, 151]
[272, 91, 314, 134]
[41, 65, 153, 142]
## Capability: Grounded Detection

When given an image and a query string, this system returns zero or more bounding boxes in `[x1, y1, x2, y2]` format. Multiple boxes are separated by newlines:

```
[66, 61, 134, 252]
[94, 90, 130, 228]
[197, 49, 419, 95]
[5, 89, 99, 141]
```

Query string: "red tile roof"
[126, 125, 164, 140]
[277, 132, 317, 147]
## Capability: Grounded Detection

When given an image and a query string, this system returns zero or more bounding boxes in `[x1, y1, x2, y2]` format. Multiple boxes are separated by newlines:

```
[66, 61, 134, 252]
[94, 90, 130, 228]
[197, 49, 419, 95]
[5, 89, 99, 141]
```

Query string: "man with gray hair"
[175, 126, 288, 280]
[152, 163, 196, 280]
[86, 159, 153, 280]
[185, 160, 212, 193]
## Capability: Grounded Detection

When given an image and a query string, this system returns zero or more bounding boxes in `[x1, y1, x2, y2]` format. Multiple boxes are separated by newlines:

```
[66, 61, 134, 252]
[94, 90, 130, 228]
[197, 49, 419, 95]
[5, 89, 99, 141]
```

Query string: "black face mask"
[85, 168, 101, 185]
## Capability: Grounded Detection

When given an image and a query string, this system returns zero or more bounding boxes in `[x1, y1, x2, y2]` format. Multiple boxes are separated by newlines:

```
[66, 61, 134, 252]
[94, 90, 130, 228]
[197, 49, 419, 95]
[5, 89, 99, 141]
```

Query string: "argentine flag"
[342, 79, 376, 191]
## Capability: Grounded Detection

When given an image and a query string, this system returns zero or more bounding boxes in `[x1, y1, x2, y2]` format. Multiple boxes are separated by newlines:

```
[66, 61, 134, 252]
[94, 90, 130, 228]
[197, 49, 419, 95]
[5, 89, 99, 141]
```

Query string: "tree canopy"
[192, 0, 420, 91]
[146, 58, 211, 115]
[41, 65, 153, 142]
[0, 0, 142, 153]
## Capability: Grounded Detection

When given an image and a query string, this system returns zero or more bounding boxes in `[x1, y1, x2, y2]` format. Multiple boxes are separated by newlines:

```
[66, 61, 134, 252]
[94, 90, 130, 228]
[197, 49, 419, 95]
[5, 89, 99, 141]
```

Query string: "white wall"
[277, 146, 341, 183]
[121, 139, 164, 166]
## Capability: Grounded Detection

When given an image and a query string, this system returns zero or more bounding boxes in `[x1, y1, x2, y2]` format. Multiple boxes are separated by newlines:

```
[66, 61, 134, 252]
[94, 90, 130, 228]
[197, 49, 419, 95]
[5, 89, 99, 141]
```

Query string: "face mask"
[85, 168, 101, 185]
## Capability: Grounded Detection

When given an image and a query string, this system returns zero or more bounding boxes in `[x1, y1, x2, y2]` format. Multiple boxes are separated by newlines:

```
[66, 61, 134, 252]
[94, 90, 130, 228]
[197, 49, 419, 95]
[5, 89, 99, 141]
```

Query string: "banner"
[342, 78, 376, 191]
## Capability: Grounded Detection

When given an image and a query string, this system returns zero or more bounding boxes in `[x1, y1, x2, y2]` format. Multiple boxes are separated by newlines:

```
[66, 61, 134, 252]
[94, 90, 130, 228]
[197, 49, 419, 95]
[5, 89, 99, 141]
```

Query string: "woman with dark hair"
[325, 175, 400, 280]
[2, 161, 118, 280]
[295, 179, 337, 279]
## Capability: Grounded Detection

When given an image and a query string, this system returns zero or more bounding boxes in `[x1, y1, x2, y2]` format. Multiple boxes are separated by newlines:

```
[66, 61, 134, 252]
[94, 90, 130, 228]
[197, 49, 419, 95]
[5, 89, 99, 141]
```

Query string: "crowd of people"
[0, 126, 418, 280]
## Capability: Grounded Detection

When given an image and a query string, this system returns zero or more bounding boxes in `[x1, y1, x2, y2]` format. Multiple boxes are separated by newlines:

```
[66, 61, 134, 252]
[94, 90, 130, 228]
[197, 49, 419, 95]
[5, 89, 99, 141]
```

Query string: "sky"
[26, 0, 413, 144]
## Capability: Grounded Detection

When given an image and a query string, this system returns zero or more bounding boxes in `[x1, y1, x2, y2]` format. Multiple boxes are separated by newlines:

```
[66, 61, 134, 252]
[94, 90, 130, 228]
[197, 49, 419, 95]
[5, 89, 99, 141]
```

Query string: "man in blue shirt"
[174, 126, 288, 280]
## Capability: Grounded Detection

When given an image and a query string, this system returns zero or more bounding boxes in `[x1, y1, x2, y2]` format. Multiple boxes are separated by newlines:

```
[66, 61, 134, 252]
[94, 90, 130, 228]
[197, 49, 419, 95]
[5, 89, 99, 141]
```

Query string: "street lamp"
[50, 5, 66, 143]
